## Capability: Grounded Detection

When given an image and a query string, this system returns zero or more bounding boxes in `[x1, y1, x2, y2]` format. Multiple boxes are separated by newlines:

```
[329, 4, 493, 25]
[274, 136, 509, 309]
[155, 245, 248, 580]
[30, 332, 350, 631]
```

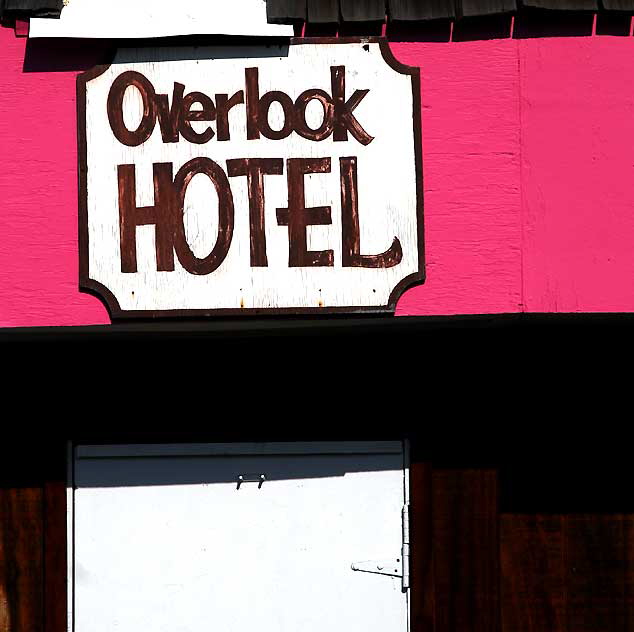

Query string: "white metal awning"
[29, 0, 294, 38]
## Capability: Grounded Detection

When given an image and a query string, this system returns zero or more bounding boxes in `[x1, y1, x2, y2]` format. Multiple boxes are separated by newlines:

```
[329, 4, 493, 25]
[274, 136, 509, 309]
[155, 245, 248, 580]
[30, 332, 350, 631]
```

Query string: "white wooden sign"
[78, 40, 424, 318]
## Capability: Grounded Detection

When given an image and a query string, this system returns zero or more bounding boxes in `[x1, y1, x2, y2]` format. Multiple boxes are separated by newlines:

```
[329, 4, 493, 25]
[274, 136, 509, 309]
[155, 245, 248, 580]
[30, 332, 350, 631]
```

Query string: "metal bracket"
[351, 559, 402, 578]
[236, 474, 266, 489]
[351, 503, 410, 589]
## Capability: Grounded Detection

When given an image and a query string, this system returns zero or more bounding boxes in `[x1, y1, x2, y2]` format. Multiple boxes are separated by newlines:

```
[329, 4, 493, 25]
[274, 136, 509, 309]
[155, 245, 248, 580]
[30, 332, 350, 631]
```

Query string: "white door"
[69, 442, 410, 632]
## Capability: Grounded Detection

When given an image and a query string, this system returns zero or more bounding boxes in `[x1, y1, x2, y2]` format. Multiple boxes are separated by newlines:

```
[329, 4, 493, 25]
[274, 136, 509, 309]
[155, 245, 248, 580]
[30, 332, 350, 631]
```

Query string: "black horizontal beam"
[1, 312, 629, 465]
[3, 312, 634, 343]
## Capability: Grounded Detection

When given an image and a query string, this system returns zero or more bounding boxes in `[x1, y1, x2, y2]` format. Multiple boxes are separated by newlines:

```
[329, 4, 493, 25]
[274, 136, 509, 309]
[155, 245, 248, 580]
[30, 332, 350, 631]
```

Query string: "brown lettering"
[245, 68, 294, 141]
[216, 91, 245, 142]
[258, 91, 294, 141]
[294, 89, 335, 142]
[331, 67, 374, 146]
[155, 82, 184, 143]
[108, 67, 374, 147]
[107, 71, 157, 147]
[245, 68, 260, 141]
[276, 158, 334, 267]
[227, 158, 284, 267]
[172, 157, 234, 275]
[118, 163, 175, 272]
[340, 157, 402, 268]
[179, 91, 216, 144]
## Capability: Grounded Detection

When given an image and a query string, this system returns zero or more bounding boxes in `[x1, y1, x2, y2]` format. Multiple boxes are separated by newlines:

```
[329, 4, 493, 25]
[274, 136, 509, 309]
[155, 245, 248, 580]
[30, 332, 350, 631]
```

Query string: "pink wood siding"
[2, 28, 634, 326]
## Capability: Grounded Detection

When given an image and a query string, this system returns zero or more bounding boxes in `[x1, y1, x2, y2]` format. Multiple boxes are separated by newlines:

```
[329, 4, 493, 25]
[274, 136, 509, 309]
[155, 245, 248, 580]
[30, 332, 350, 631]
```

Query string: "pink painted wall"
[2, 26, 634, 326]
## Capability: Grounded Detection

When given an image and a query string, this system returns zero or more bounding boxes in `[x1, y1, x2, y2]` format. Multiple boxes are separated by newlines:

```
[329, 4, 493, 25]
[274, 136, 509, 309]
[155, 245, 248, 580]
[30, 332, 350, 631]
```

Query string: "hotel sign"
[78, 40, 424, 318]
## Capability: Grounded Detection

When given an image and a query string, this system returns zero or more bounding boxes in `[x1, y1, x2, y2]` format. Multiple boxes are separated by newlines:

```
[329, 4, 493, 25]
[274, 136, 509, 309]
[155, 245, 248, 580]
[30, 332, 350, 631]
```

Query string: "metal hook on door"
[237, 474, 266, 489]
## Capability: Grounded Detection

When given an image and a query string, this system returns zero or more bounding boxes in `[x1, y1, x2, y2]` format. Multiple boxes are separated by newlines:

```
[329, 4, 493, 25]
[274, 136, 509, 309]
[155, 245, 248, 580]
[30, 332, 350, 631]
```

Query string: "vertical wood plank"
[307, 0, 339, 22]
[500, 515, 565, 632]
[0, 487, 44, 632]
[42, 440, 67, 632]
[410, 460, 433, 632]
[433, 469, 499, 632]
[388, 0, 456, 20]
[565, 515, 626, 632]
[458, 0, 516, 17]
[340, 0, 385, 21]
[625, 516, 634, 632]
[266, 0, 307, 21]
[44, 481, 66, 632]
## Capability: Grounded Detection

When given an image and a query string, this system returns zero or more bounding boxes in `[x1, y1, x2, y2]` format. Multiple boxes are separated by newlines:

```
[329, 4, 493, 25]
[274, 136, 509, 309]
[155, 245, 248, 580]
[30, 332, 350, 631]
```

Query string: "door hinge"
[350, 503, 410, 590]
[401, 503, 410, 590]
[351, 559, 403, 577]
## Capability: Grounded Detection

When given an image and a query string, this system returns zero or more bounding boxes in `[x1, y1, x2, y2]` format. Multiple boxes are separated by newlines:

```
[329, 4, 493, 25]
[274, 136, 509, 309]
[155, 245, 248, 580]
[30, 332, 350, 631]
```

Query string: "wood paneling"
[4, 452, 634, 632]
[501, 515, 565, 632]
[433, 469, 499, 632]
[0, 488, 43, 632]
[43, 482, 66, 632]
[625, 517, 634, 632]
[501, 515, 634, 632]
[410, 461, 433, 632]
[565, 515, 626, 632]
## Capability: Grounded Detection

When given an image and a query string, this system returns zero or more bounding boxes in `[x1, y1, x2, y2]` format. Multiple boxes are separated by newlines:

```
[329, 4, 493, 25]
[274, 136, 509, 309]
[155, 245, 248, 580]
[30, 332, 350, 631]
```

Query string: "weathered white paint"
[70, 442, 409, 632]
[81, 42, 421, 315]
[30, 0, 293, 38]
